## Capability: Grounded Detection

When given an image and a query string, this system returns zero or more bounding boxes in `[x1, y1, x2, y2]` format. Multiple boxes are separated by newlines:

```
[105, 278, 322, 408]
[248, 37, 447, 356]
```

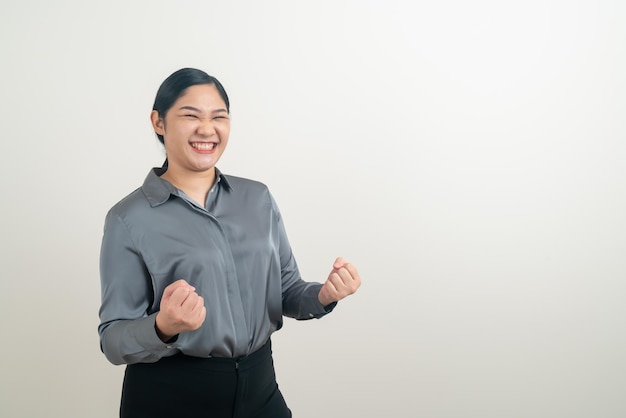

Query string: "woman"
[98, 68, 361, 417]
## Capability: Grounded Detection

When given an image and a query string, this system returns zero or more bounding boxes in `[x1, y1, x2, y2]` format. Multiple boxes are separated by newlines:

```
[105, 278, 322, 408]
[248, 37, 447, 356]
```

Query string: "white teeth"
[192, 143, 215, 150]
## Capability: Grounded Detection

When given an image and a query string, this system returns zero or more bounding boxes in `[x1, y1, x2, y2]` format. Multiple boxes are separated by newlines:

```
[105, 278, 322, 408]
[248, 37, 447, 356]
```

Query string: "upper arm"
[98, 211, 153, 336]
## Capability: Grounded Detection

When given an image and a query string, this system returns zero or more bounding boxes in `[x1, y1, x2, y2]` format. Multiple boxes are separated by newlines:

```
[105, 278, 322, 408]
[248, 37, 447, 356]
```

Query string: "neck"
[162, 167, 217, 207]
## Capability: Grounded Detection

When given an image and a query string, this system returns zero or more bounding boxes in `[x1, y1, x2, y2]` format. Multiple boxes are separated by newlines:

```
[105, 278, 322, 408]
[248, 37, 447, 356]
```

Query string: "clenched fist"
[318, 257, 361, 307]
[155, 279, 206, 342]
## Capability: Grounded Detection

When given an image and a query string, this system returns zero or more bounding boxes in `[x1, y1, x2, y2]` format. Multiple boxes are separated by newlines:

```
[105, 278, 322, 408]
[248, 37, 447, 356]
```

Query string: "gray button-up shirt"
[98, 167, 333, 365]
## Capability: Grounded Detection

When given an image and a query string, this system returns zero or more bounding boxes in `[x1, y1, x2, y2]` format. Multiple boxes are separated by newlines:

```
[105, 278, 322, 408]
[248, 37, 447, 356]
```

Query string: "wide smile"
[190, 142, 218, 153]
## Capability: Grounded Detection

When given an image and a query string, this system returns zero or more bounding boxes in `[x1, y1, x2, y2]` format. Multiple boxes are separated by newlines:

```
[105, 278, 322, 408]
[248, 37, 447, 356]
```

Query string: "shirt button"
[309, 313, 314, 318]
[166, 345, 173, 349]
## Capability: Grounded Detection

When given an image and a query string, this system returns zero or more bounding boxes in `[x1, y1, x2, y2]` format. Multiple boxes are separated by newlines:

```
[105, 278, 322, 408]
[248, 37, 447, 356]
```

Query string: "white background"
[1, 1, 625, 417]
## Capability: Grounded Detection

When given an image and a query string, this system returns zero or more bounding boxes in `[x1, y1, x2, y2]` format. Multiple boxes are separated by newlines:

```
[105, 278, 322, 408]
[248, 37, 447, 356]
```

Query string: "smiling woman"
[97, 68, 361, 418]
[150, 70, 232, 206]
[152, 84, 231, 205]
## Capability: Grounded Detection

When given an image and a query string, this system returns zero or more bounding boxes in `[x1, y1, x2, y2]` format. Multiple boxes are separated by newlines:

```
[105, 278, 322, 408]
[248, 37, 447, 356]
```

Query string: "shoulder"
[221, 174, 280, 214]
[105, 187, 150, 223]
[106, 168, 167, 218]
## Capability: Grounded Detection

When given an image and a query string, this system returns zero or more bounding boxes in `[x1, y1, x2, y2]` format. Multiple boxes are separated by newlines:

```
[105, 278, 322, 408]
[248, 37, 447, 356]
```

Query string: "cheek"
[218, 126, 231, 140]
[167, 124, 195, 141]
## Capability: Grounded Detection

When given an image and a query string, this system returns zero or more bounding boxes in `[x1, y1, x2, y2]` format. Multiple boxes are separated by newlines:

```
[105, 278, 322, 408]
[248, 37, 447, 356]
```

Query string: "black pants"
[120, 340, 292, 418]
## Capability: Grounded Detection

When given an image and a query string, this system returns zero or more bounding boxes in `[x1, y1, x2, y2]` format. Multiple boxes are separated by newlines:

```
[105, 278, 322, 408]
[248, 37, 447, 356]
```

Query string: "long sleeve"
[98, 210, 178, 365]
[270, 195, 336, 320]
[98, 169, 335, 362]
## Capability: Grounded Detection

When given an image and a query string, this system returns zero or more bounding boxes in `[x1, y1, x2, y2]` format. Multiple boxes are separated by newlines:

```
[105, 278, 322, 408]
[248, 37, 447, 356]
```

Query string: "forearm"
[282, 281, 336, 320]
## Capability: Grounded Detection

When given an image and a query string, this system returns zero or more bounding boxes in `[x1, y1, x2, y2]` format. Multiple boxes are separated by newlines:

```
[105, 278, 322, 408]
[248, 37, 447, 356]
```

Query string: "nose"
[197, 117, 216, 136]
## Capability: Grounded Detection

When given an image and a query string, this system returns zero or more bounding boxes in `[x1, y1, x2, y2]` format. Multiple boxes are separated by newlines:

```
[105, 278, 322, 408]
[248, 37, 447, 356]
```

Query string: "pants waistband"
[158, 339, 273, 373]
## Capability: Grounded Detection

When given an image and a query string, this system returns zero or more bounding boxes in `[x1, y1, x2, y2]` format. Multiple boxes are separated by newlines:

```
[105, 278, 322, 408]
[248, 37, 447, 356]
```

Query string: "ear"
[150, 110, 165, 135]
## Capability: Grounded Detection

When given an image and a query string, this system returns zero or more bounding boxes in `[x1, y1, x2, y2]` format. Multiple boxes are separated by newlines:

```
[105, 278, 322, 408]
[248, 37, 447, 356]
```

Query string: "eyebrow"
[177, 106, 228, 114]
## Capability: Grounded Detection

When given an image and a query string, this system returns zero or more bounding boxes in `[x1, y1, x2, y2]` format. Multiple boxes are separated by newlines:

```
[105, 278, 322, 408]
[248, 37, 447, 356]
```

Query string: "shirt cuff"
[300, 283, 337, 319]
[133, 314, 179, 351]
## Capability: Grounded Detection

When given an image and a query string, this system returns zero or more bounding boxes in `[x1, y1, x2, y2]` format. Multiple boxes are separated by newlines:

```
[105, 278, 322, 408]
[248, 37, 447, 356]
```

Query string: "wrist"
[155, 313, 176, 343]
[318, 289, 335, 307]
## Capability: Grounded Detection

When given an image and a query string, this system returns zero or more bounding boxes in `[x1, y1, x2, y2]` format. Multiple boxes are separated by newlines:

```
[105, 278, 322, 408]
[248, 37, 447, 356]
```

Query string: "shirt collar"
[141, 166, 232, 208]
[215, 168, 233, 190]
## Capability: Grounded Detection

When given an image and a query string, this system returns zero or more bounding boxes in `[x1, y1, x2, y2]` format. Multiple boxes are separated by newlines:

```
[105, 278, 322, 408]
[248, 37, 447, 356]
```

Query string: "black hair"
[152, 68, 230, 144]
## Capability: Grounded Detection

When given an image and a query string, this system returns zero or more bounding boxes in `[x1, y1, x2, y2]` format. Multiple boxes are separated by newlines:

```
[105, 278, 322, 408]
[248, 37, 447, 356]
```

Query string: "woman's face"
[151, 84, 230, 175]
